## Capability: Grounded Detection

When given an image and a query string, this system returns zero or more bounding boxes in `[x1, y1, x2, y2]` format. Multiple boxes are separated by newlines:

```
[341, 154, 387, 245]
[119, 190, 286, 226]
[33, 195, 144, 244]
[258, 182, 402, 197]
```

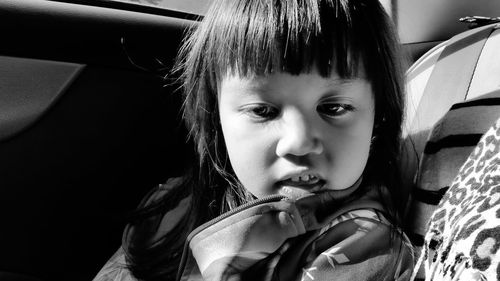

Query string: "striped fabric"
[412, 117, 500, 281]
[401, 25, 500, 230]
[407, 92, 500, 280]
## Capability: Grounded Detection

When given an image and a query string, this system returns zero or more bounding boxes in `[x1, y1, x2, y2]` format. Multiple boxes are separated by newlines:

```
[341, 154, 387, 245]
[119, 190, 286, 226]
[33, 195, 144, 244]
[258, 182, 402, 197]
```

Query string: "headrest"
[401, 23, 500, 192]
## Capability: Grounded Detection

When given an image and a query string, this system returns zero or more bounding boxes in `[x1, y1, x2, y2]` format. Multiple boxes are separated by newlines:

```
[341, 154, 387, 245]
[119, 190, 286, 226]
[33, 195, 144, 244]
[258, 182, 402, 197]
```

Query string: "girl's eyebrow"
[234, 82, 274, 97]
[320, 78, 368, 99]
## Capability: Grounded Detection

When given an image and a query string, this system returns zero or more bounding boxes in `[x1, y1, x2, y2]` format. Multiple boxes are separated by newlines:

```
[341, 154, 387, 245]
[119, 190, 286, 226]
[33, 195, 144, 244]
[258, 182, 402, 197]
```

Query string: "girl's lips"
[279, 178, 326, 188]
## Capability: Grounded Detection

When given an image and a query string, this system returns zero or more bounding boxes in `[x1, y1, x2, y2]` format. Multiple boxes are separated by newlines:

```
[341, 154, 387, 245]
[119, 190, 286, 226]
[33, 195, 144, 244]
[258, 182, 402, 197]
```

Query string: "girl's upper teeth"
[291, 174, 317, 182]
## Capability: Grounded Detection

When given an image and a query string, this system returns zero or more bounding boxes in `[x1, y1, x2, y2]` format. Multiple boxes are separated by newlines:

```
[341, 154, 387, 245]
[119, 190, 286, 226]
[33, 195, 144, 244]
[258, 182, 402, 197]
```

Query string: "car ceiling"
[105, 0, 500, 44]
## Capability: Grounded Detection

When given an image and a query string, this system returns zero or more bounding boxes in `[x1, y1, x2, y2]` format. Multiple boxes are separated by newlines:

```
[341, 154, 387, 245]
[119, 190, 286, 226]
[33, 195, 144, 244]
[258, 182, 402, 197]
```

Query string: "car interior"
[0, 0, 499, 280]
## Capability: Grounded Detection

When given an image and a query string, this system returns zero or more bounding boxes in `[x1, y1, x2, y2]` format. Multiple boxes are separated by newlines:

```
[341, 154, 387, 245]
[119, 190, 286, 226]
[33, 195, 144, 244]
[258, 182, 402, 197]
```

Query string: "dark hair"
[126, 1, 406, 280]
[178, 0, 405, 216]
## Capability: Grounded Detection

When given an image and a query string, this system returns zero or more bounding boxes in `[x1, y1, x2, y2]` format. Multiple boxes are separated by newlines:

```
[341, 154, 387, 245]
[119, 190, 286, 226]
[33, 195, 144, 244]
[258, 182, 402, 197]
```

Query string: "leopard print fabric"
[413, 117, 500, 281]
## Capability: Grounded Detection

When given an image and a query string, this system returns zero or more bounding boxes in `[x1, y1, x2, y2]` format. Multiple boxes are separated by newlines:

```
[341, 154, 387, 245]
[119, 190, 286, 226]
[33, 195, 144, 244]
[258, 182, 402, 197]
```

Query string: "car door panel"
[0, 1, 195, 280]
[0, 56, 84, 140]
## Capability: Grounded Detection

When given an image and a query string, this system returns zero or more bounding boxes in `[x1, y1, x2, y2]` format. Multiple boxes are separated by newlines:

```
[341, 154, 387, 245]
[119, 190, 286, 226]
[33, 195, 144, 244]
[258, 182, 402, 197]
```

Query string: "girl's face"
[218, 70, 375, 199]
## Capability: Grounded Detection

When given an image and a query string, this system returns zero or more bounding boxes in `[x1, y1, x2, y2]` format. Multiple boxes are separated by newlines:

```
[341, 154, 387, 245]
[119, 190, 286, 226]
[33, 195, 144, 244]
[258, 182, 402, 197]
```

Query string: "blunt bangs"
[193, 0, 383, 84]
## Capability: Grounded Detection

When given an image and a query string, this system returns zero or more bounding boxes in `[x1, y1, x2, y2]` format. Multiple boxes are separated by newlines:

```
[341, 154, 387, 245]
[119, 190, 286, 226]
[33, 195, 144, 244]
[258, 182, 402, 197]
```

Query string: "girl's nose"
[275, 111, 324, 157]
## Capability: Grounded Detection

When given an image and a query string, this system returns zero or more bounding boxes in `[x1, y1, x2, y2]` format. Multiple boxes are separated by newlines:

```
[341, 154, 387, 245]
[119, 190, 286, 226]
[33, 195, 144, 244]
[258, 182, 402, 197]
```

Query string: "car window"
[105, 0, 212, 15]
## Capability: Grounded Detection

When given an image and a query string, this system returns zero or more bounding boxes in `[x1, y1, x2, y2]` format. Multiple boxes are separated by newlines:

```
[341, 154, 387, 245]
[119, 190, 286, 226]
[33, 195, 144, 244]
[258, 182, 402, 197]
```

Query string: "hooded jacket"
[94, 178, 414, 281]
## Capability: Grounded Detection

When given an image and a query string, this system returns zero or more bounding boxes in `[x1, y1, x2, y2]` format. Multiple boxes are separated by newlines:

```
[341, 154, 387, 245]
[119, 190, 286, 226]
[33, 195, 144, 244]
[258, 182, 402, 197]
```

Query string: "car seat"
[403, 22, 500, 280]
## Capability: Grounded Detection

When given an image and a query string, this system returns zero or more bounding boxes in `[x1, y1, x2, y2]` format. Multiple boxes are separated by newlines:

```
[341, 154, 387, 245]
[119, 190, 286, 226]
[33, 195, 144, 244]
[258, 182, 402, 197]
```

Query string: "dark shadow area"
[0, 2, 195, 280]
[0, 65, 193, 281]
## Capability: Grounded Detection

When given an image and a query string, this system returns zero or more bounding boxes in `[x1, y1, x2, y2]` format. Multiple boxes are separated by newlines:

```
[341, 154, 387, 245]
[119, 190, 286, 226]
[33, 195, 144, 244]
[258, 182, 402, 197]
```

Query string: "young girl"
[94, 0, 414, 280]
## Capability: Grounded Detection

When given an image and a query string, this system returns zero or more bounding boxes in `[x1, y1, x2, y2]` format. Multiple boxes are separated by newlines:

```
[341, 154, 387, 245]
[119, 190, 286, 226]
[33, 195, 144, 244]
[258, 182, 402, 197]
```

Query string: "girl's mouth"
[280, 177, 325, 187]
[277, 174, 327, 199]
[279, 173, 325, 187]
[289, 174, 320, 184]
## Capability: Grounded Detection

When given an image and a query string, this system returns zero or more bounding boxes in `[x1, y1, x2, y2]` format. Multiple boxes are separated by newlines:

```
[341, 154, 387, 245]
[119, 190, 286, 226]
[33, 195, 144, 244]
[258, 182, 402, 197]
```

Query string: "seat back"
[403, 23, 500, 279]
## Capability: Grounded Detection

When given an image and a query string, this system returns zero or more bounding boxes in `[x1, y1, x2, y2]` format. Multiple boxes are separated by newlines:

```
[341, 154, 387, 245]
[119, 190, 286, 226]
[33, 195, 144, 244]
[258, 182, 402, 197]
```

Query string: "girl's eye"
[244, 104, 279, 121]
[317, 103, 354, 118]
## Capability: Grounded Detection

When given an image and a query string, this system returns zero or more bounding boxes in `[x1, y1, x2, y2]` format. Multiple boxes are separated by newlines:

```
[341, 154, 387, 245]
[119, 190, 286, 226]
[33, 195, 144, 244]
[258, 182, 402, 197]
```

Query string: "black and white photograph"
[0, 1, 499, 281]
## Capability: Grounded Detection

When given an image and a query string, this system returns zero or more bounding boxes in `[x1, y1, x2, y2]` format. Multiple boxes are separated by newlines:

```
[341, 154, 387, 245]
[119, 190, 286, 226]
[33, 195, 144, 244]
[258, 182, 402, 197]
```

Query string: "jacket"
[94, 180, 414, 281]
